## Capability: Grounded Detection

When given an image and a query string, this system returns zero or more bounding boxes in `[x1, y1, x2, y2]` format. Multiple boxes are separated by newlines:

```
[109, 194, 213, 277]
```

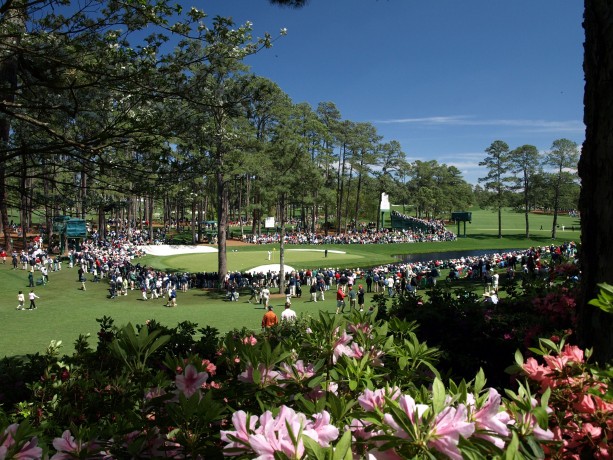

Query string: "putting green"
[140, 248, 367, 273]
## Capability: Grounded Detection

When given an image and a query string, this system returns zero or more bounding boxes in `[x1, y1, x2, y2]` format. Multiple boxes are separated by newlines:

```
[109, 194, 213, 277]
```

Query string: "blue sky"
[204, 0, 584, 184]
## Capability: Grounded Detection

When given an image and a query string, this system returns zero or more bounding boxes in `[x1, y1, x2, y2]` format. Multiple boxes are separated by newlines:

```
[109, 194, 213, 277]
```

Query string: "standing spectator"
[317, 279, 326, 301]
[336, 287, 346, 314]
[309, 283, 318, 302]
[28, 290, 39, 310]
[261, 305, 278, 330]
[28, 271, 34, 287]
[17, 291, 25, 310]
[373, 272, 380, 293]
[248, 283, 259, 303]
[492, 271, 500, 294]
[166, 287, 177, 307]
[365, 273, 373, 293]
[357, 285, 365, 312]
[386, 276, 395, 297]
[281, 302, 297, 322]
[40, 266, 48, 285]
[348, 286, 357, 310]
[261, 286, 270, 308]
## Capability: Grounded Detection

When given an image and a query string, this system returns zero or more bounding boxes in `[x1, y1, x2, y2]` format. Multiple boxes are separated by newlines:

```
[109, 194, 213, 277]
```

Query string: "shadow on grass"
[467, 233, 577, 243]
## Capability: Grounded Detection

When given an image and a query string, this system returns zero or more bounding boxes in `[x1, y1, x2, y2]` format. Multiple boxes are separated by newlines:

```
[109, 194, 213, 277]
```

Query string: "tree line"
[477, 139, 579, 239]
[0, 2, 580, 286]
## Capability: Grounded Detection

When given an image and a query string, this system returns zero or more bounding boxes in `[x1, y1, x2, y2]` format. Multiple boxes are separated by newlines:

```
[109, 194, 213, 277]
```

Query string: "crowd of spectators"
[242, 213, 457, 245]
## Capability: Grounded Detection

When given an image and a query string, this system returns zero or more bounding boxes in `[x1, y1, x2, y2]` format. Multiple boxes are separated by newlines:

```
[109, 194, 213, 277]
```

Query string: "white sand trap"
[287, 248, 346, 254]
[138, 245, 218, 256]
[247, 264, 297, 274]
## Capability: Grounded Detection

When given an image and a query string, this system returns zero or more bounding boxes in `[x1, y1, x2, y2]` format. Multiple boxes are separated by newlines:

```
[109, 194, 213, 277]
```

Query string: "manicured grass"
[0, 208, 580, 358]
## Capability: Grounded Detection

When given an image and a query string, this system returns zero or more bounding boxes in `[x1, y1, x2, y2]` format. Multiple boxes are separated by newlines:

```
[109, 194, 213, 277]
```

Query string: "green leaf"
[303, 436, 327, 460]
[332, 430, 353, 460]
[514, 349, 524, 367]
[503, 432, 520, 460]
[473, 369, 486, 393]
[431, 377, 446, 414]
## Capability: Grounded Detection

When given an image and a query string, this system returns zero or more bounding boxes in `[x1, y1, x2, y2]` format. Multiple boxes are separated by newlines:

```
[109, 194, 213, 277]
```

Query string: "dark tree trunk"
[278, 192, 286, 294]
[216, 170, 228, 289]
[578, 0, 613, 364]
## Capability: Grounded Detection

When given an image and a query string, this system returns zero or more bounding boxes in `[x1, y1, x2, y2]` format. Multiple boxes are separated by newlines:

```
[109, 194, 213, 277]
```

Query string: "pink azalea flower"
[522, 357, 550, 382]
[364, 449, 404, 459]
[243, 335, 258, 346]
[332, 330, 356, 363]
[382, 395, 429, 438]
[0, 424, 43, 460]
[279, 360, 315, 382]
[471, 388, 511, 449]
[560, 344, 584, 363]
[573, 394, 597, 414]
[51, 430, 103, 459]
[220, 410, 257, 454]
[428, 405, 475, 460]
[347, 418, 377, 440]
[175, 364, 209, 398]
[144, 386, 166, 401]
[543, 354, 569, 372]
[304, 410, 339, 447]
[238, 363, 280, 386]
[358, 387, 401, 412]
[348, 322, 372, 334]
[221, 406, 339, 459]
[201, 359, 217, 375]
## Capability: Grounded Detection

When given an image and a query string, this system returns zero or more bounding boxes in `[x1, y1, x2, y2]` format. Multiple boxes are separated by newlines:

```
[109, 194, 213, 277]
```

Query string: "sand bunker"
[246, 264, 297, 274]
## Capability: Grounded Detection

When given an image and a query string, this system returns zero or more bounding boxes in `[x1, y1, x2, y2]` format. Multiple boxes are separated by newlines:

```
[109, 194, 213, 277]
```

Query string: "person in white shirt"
[492, 272, 500, 293]
[261, 286, 270, 308]
[281, 302, 297, 322]
[28, 290, 40, 310]
[17, 291, 25, 310]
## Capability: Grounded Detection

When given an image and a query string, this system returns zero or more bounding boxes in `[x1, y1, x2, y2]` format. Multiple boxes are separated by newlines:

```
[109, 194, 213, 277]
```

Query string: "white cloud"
[375, 115, 585, 133]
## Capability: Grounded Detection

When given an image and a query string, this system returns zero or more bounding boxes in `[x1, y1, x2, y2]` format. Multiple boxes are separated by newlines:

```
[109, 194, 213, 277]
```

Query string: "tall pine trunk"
[578, 0, 613, 363]
[216, 170, 228, 289]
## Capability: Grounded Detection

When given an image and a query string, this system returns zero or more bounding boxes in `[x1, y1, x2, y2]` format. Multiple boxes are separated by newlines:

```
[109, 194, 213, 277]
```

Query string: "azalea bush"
[513, 338, 613, 458]
[0, 283, 611, 459]
[385, 269, 580, 388]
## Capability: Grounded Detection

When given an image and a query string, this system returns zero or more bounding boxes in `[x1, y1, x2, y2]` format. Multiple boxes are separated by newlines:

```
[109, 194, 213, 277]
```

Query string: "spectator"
[281, 302, 297, 322]
[261, 305, 278, 330]
[336, 287, 346, 314]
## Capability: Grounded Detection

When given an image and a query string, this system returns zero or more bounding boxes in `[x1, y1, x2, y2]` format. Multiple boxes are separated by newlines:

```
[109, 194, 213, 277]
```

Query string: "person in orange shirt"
[261, 305, 278, 330]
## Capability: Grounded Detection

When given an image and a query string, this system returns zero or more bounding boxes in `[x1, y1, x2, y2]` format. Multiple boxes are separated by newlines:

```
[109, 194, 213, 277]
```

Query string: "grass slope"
[0, 208, 580, 358]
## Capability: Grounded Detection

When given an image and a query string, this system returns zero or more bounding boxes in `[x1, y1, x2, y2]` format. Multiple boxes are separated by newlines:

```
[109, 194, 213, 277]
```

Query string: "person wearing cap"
[262, 305, 278, 330]
[336, 286, 346, 314]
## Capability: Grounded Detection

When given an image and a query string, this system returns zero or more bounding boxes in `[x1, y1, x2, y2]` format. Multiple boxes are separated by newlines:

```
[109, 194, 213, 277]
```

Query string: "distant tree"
[545, 138, 580, 239]
[374, 140, 406, 228]
[509, 144, 540, 238]
[479, 140, 512, 238]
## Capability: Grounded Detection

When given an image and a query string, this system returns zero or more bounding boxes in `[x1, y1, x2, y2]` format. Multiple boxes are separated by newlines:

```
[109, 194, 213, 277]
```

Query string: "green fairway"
[0, 207, 580, 358]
